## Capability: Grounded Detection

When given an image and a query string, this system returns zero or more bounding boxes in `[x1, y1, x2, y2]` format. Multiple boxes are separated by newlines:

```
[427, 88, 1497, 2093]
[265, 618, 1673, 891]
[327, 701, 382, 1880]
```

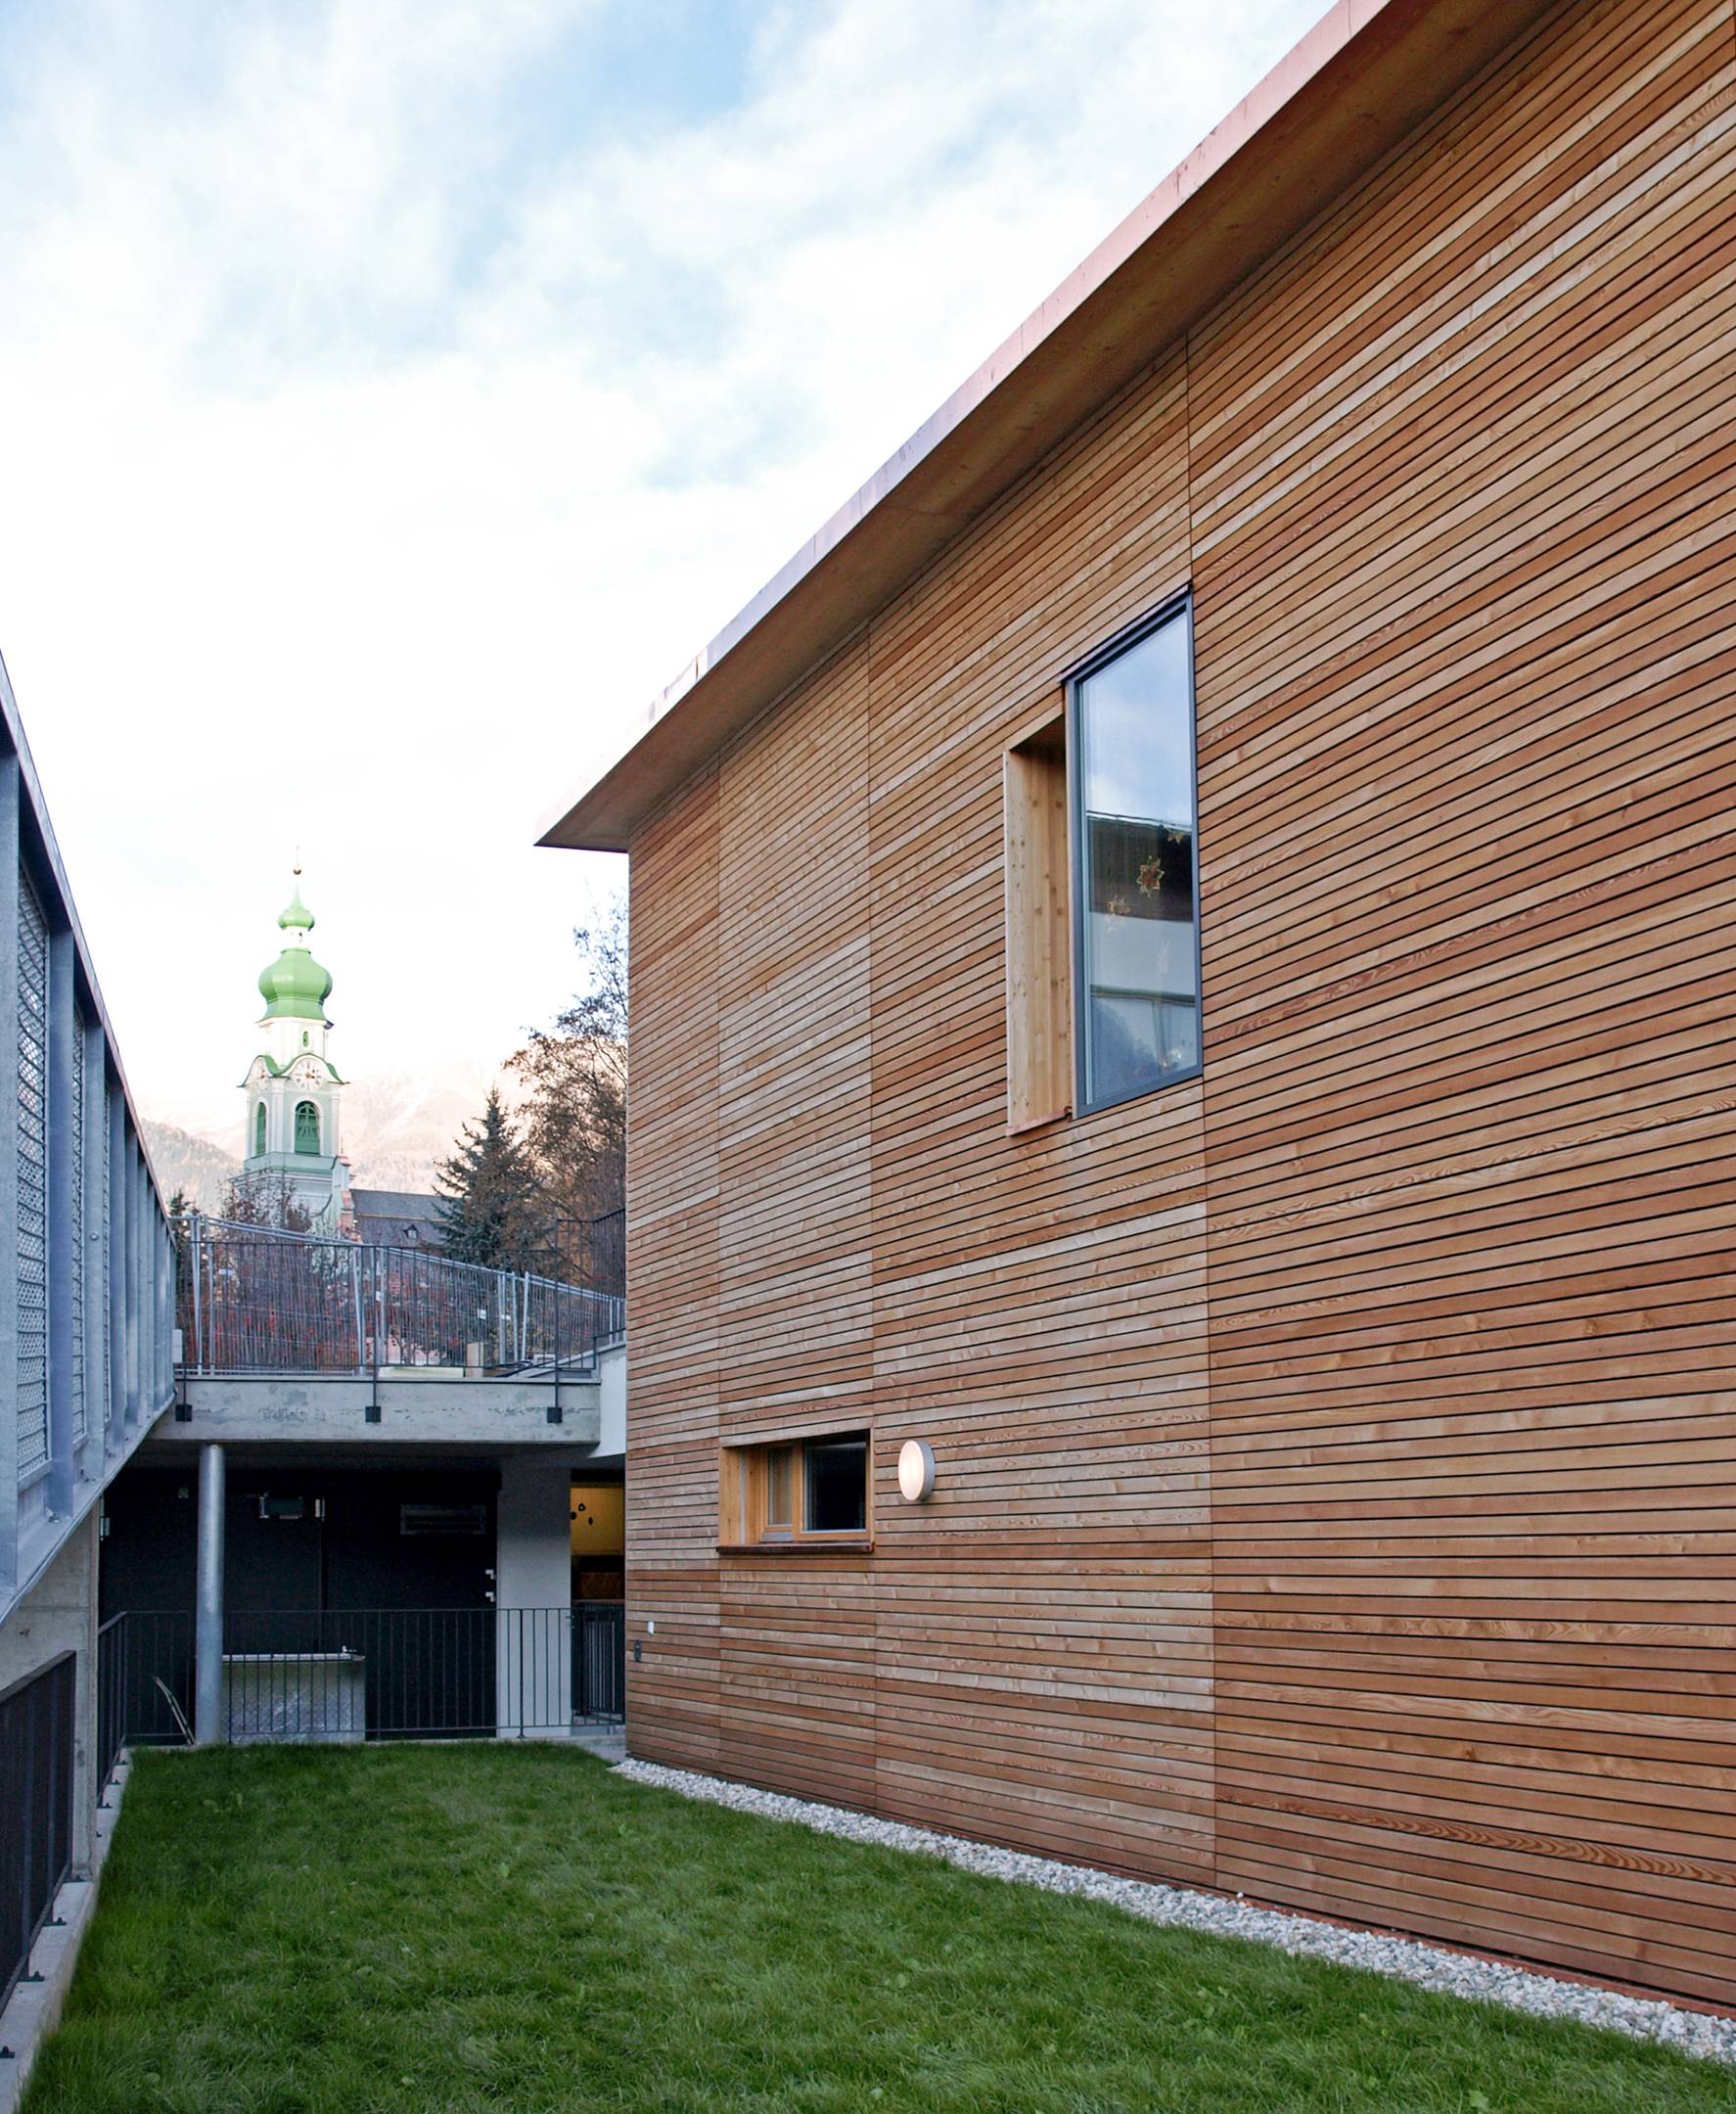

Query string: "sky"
[0, 0, 1325, 1145]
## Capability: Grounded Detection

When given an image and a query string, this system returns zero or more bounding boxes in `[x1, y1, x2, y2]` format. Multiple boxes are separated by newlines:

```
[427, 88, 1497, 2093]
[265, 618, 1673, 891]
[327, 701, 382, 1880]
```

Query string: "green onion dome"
[258, 873, 333, 1022]
[278, 879, 315, 933]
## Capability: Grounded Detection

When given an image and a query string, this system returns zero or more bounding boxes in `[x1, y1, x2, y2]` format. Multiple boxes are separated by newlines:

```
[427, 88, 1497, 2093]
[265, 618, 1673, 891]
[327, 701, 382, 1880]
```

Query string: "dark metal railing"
[99, 1610, 195, 1757]
[0, 1653, 76, 2011]
[98, 1605, 625, 1748]
[175, 1216, 624, 1377]
[96, 1611, 130, 1791]
[573, 1599, 625, 1722]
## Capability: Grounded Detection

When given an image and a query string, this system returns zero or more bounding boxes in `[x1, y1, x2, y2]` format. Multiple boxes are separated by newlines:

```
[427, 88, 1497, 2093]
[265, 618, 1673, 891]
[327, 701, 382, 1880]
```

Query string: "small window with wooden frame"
[1004, 707, 1072, 1131]
[720, 1431, 871, 1549]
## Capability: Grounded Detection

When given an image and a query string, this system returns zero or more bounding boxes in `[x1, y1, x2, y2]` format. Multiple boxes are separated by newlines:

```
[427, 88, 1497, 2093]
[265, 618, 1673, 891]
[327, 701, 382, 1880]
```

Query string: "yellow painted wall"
[570, 1482, 624, 1558]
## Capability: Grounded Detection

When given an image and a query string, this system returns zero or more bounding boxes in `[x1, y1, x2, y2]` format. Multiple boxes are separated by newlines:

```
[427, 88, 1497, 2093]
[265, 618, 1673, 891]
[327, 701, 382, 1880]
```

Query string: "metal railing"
[573, 1599, 626, 1722]
[583, 1208, 624, 1299]
[96, 1611, 130, 1791]
[98, 1604, 625, 1744]
[176, 1215, 624, 1378]
[0, 1653, 75, 2012]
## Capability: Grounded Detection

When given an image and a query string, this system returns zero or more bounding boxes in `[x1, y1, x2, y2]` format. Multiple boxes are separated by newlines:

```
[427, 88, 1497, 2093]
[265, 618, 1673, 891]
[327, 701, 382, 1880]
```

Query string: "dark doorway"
[101, 1461, 502, 1738]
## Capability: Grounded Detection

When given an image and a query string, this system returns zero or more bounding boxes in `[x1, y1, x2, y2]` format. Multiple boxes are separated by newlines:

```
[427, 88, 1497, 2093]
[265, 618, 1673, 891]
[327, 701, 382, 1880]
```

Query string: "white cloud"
[0, 0, 1322, 1151]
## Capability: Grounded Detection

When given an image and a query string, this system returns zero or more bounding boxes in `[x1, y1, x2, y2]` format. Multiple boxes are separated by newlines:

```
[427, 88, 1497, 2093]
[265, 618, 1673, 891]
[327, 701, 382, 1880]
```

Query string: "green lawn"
[22, 1745, 1727, 2113]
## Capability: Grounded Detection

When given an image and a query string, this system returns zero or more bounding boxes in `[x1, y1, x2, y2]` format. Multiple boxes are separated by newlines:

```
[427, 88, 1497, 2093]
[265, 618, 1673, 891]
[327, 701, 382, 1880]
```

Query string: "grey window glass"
[803, 1438, 867, 1533]
[1075, 607, 1198, 1109]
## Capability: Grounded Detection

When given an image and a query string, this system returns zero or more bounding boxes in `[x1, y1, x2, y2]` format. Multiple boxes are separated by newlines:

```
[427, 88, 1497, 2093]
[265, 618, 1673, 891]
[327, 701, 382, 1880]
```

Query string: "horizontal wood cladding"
[621, 0, 1736, 2006]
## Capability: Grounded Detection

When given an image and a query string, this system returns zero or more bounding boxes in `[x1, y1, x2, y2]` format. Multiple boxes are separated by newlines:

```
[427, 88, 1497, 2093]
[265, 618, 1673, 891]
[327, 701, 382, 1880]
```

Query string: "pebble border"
[615, 1758, 1736, 2068]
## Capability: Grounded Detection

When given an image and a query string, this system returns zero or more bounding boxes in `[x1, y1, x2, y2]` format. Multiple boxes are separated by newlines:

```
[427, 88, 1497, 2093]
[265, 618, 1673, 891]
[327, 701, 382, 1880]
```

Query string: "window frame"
[1065, 589, 1203, 1120]
[720, 1431, 872, 1551]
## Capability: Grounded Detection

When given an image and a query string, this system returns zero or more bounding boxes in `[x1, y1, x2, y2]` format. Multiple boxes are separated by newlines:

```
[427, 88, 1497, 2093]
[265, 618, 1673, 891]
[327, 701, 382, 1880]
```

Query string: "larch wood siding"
[622, 0, 1736, 2003]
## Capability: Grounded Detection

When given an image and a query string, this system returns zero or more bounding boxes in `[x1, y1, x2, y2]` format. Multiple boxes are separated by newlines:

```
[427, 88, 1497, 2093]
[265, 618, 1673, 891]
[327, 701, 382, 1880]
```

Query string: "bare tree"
[508, 900, 626, 1275]
[218, 1169, 314, 1232]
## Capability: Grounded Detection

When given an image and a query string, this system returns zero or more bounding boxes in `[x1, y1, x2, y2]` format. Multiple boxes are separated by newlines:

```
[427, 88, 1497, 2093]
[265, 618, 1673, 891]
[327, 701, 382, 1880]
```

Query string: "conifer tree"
[435, 1088, 534, 1268]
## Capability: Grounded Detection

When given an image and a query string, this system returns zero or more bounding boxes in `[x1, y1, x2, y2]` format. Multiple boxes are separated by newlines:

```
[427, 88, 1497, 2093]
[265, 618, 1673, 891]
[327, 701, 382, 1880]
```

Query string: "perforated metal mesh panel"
[70, 1005, 86, 1443]
[17, 866, 50, 1480]
[97, 1080, 111, 1436]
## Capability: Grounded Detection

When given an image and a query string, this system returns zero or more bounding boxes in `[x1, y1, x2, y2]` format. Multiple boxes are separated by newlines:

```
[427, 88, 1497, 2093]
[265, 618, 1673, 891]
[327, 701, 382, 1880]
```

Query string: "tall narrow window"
[1073, 601, 1199, 1112]
[254, 1102, 268, 1156]
[294, 1099, 320, 1155]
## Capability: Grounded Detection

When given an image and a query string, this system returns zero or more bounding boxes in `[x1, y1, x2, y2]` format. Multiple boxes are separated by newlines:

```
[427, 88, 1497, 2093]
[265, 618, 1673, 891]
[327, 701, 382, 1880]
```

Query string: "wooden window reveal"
[1004, 710, 1072, 1130]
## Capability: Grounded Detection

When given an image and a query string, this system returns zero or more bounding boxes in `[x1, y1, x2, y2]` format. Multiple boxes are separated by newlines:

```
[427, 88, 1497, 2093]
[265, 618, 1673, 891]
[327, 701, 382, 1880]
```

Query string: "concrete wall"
[495, 1456, 573, 1737]
[0, 1514, 100, 1870]
[597, 1343, 625, 1459]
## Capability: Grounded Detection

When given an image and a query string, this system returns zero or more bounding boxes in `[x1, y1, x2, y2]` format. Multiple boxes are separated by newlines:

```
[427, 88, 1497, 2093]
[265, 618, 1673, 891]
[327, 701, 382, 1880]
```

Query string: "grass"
[22, 1745, 1728, 2113]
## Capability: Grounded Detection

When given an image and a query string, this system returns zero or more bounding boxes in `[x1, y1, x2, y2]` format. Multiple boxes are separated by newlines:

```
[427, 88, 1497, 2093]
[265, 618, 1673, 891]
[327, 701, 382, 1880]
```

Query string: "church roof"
[350, 1189, 446, 1249]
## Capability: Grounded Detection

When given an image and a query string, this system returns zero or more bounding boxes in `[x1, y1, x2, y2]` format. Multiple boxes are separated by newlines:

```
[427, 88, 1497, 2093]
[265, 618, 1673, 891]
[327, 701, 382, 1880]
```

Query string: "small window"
[294, 1099, 321, 1155]
[722, 1433, 870, 1546]
[1072, 599, 1199, 1112]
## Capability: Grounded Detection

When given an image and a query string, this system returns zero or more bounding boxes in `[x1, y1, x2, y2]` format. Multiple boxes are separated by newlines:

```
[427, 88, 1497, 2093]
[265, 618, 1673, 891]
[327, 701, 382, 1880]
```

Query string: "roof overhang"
[539, 0, 1560, 854]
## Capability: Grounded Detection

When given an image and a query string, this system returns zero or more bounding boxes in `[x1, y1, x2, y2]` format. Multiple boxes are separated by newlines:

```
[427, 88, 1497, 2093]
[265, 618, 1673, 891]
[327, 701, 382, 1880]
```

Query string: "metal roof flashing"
[537, 0, 1556, 855]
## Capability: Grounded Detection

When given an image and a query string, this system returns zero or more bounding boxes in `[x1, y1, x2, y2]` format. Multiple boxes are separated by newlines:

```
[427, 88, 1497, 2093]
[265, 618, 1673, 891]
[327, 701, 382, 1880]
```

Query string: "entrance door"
[226, 1480, 325, 1640]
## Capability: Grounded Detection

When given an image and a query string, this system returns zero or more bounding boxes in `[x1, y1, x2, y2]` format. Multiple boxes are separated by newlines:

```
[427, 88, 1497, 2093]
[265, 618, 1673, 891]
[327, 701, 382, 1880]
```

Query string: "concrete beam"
[167, 1373, 602, 1450]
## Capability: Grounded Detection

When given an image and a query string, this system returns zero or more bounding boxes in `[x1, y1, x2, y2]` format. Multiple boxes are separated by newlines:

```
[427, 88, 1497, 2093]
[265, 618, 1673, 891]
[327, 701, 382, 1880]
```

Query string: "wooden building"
[542, 0, 1736, 2007]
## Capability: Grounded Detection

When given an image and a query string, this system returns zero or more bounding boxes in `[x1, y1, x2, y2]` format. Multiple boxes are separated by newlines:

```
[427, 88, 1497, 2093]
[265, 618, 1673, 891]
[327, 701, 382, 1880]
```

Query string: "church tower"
[241, 870, 348, 1229]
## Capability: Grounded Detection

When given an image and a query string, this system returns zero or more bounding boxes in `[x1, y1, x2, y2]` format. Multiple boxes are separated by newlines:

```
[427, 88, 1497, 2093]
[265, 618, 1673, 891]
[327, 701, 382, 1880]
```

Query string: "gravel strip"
[615, 1758, 1736, 2068]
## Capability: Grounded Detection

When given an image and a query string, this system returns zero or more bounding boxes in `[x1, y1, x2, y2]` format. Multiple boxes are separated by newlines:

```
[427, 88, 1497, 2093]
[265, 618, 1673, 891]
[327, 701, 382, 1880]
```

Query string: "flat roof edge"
[539, 0, 1557, 854]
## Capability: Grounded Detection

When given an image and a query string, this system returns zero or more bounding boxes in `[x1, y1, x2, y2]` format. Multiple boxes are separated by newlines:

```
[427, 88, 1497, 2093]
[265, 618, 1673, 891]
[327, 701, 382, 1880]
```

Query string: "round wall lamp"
[897, 1439, 937, 1503]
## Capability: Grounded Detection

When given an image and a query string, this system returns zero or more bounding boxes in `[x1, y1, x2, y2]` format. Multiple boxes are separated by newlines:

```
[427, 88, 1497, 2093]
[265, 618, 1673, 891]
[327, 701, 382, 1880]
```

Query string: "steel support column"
[194, 1442, 226, 1744]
